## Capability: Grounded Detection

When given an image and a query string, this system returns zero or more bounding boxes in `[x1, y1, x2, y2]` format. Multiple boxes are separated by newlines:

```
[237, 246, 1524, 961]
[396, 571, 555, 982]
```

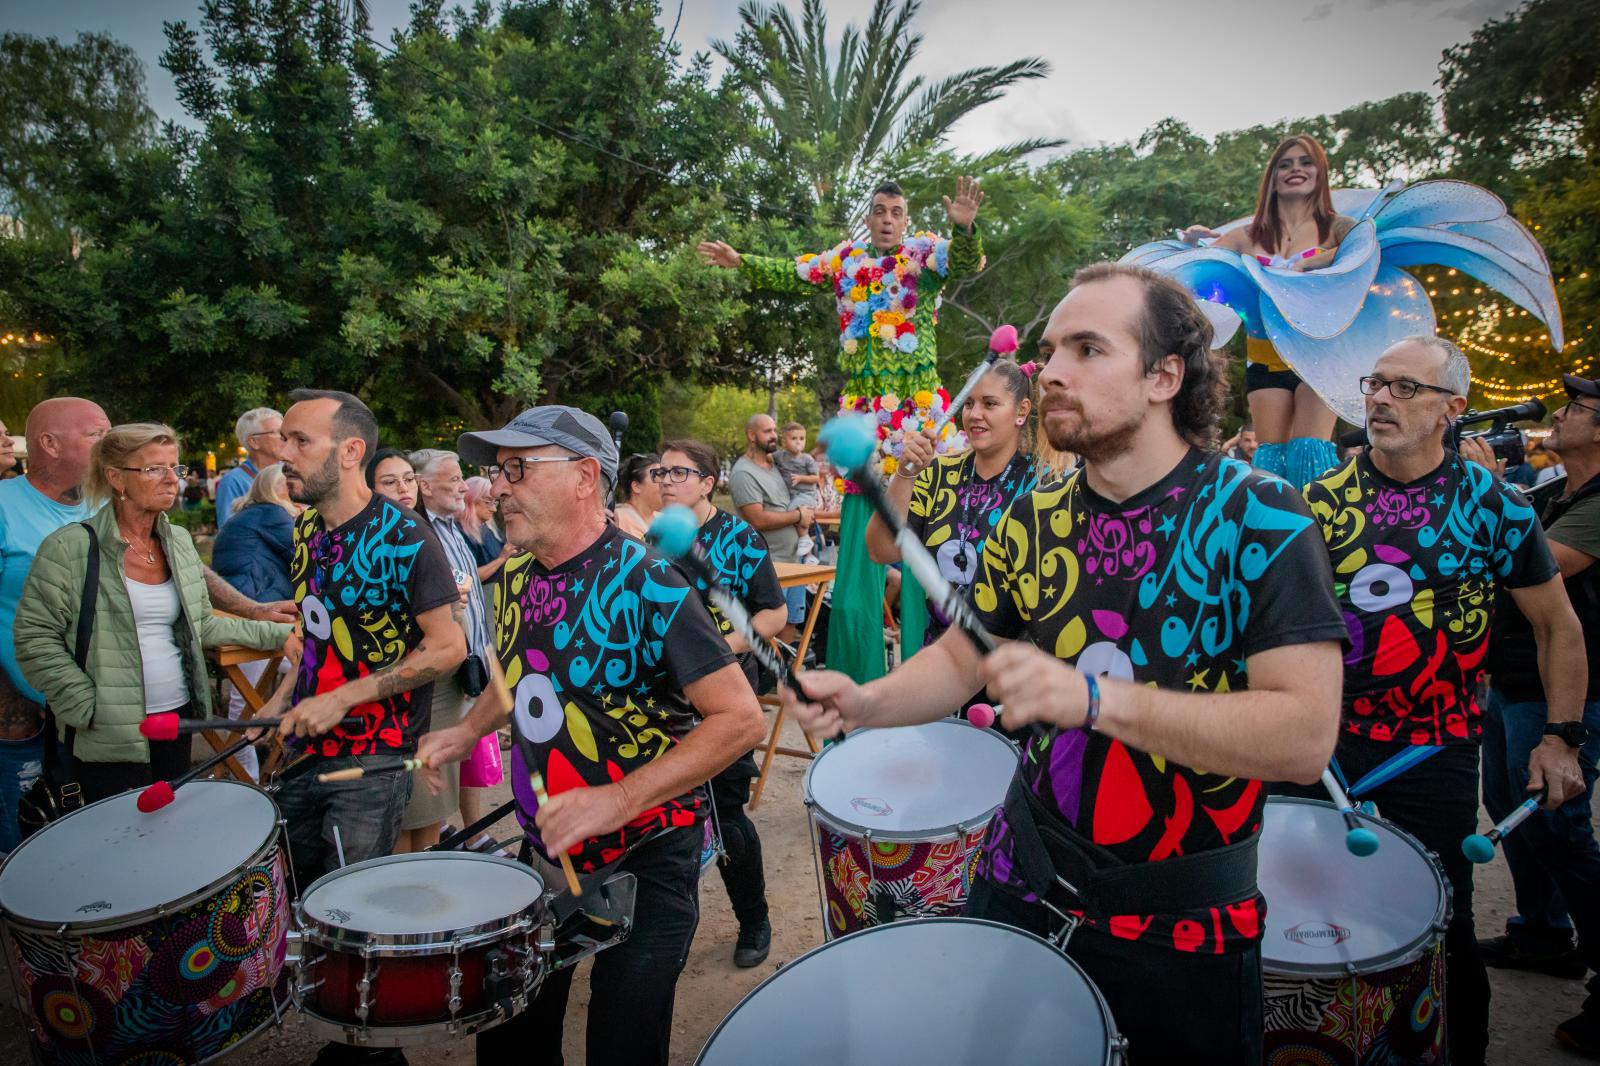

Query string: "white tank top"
[125, 577, 190, 713]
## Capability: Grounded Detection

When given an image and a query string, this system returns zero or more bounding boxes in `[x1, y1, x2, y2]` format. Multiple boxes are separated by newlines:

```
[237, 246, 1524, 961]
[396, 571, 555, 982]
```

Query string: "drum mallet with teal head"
[1463, 789, 1547, 864]
[1322, 769, 1380, 856]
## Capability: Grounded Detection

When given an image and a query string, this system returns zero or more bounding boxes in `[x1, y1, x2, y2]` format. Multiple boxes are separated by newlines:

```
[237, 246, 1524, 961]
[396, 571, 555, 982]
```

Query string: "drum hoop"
[694, 917, 1121, 1066]
[801, 721, 1019, 842]
[1261, 796, 1453, 978]
[0, 780, 285, 934]
[296, 999, 526, 1048]
[295, 852, 547, 952]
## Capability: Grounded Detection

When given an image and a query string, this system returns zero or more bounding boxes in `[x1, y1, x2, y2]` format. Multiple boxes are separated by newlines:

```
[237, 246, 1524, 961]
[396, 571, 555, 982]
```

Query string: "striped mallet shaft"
[1321, 769, 1379, 856]
[1463, 790, 1547, 864]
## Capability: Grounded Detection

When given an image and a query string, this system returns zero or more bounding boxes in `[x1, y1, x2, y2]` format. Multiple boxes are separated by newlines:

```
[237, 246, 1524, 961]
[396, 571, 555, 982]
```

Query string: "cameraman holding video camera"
[1477, 373, 1600, 1056]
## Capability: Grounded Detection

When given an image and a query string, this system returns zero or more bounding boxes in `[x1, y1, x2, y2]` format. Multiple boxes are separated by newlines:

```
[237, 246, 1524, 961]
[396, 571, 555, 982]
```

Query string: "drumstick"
[1463, 789, 1548, 864]
[931, 324, 1018, 434]
[1321, 769, 1380, 856]
[135, 735, 255, 813]
[139, 711, 365, 740]
[648, 507, 805, 698]
[967, 703, 999, 729]
[315, 758, 426, 782]
[821, 415, 999, 656]
[529, 768, 584, 896]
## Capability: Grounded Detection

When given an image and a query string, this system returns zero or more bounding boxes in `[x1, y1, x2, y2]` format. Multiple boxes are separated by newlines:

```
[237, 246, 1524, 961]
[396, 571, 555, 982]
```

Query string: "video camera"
[1446, 397, 1547, 468]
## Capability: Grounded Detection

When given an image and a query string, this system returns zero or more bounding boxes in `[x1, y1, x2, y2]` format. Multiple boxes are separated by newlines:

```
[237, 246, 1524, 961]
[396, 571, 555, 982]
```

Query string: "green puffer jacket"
[14, 504, 291, 764]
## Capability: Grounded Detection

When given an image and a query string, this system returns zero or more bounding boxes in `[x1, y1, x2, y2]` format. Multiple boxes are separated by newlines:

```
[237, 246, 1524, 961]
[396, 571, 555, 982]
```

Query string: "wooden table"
[750, 562, 836, 807]
[204, 640, 287, 782]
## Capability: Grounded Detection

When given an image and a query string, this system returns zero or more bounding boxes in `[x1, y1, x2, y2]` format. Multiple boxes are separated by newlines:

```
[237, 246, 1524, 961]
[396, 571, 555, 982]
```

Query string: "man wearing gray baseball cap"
[422, 405, 766, 1066]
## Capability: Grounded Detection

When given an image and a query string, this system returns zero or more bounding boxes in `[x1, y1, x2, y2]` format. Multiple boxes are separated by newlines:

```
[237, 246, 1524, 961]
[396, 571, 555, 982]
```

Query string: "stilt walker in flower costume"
[1126, 134, 1564, 488]
[699, 177, 986, 683]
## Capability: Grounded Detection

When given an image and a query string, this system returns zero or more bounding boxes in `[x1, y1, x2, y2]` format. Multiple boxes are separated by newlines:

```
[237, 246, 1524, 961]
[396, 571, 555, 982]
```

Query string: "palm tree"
[715, 0, 1058, 224]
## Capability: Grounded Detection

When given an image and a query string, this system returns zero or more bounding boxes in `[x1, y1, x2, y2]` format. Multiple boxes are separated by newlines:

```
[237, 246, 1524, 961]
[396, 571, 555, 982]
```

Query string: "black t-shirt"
[491, 525, 736, 871]
[688, 507, 786, 687]
[290, 494, 460, 756]
[972, 450, 1346, 954]
[1487, 474, 1600, 702]
[1305, 451, 1558, 745]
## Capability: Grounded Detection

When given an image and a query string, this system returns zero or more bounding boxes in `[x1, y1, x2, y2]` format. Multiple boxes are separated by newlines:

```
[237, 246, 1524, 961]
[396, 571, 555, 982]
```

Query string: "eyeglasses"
[119, 464, 188, 480]
[652, 465, 710, 483]
[1359, 376, 1457, 400]
[1565, 398, 1600, 418]
[376, 473, 417, 489]
[500, 454, 584, 483]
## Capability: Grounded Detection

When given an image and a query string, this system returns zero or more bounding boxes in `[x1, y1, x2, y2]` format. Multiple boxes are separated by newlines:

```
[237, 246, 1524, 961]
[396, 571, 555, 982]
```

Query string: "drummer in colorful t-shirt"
[785, 263, 1348, 1062]
[865, 355, 1041, 655]
[417, 406, 765, 1066]
[657, 436, 788, 968]
[1294, 336, 1584, 1066]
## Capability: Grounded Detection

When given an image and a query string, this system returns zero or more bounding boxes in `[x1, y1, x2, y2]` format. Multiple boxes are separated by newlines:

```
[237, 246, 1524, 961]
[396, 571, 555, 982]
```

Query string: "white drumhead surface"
[1259, 798, 1446, 974]
[0, 780, 277, 925]
[302, 852, 543, 935]
[806, 720, 1018, 835]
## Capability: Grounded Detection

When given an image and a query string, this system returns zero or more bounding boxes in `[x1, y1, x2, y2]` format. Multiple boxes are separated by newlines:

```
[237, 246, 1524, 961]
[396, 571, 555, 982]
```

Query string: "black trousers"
[477, 825, 701, 1066]
[1276, 736, 1488, 1065]
[967, 875, 1263, 1063]
[75, 736, 192, 804]
[709, 753, 768, 930]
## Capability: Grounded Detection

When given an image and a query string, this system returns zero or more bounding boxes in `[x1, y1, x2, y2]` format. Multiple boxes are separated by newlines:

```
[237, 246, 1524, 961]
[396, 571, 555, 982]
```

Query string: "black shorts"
[1245, 360, 1302, 394]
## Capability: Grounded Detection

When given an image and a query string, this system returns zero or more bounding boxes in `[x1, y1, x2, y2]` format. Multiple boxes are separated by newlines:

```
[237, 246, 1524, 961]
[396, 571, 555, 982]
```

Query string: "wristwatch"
[1543, 721, 1592, 748]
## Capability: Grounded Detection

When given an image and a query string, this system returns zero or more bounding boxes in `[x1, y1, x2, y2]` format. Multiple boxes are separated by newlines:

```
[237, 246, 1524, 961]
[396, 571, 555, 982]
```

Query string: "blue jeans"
[274, 753, 411, 895]
[783, 584, 807, 625]
[1482, 688, 1600, 1001]
[0, 728, 44, 854]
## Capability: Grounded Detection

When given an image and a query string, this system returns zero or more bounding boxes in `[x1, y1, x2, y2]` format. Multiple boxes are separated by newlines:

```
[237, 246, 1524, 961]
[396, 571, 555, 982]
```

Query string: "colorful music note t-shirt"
[971, 451, 1346, 954]
[907, 450, 1040, 645]
[491, 525, 736, 871]
[1304, 450, 1557, 746]
[290, 494, 461, 757]
[689, 506, 786, 640]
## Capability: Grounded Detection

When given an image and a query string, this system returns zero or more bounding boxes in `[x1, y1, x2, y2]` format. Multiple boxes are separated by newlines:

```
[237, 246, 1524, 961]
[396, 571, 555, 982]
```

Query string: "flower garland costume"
[739, 226, 983, 683]
[1123, 181, 1563, 486]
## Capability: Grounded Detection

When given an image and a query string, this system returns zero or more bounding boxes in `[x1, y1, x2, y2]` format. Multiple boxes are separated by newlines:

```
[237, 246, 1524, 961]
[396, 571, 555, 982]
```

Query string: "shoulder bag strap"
[53, 522, 99, 783]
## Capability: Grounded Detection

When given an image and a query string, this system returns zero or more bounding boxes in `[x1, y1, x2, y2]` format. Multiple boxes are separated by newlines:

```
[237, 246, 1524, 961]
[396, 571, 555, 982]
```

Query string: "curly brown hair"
[1069, 262, 1228, 448]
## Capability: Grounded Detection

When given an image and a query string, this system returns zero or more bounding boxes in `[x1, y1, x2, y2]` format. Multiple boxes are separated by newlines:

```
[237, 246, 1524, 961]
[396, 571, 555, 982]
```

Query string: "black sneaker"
[1557, 1011, 1600, 1058]
[734, 919, 771, 968]
[1479, 931, 1586, 978]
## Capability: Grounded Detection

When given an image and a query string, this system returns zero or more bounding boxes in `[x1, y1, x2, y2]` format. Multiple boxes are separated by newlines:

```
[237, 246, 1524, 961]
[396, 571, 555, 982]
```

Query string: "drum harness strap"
[1000, 776, 1260, 949]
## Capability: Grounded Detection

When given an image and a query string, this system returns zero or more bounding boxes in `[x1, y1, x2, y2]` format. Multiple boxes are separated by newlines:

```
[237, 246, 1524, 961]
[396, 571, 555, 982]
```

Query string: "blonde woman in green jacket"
[15, 423, 290, 803]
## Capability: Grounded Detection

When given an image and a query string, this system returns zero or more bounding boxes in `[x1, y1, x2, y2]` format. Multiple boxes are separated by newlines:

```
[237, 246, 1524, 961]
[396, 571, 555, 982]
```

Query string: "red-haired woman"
[1182, 135, 1356, 485]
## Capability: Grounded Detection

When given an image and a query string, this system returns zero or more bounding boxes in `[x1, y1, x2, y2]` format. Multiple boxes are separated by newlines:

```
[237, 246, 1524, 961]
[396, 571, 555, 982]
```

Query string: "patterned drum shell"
[697, 918, 1124, 1065]
[803, 720, 1018, 938]
[1259, 797, 1452, 1065]
[0, 780, 291, 1065]
[294, 851, 548, 1045]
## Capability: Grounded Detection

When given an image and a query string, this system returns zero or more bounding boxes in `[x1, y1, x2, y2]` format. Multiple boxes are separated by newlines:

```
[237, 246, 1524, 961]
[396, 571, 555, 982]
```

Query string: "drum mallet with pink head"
[1322, 769, 1380, 856]
[139, 711, 365, 739]
[136, 735, 255, 813]
[932, 324, 1019, 435]
[1463, 789, 1548, 864]
[648, 506, 806, 699]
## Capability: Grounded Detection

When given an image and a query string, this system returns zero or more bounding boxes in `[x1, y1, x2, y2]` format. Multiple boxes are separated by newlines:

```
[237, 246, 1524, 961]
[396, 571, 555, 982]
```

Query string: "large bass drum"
[0, 780, 291, 1064]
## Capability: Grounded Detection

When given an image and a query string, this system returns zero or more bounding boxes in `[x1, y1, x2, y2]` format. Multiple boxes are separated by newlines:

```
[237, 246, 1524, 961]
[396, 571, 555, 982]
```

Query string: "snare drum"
[697, 918, 1125, 1064]
[0, 779, 290, 1065]
[1259, 797, 1451, 1065]
[294, 851, 549, 1046]
[804, 720, 1018, 938]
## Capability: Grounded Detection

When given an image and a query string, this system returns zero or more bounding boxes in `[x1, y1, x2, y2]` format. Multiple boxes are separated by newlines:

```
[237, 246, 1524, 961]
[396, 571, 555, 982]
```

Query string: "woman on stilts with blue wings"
[1125, 133, 1565, 488]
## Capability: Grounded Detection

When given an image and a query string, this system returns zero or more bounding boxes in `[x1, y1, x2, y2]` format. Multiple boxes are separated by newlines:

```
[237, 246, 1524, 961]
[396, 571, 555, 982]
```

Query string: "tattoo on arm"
[204, 567, 257, 617]
[369, 657, 448, 701]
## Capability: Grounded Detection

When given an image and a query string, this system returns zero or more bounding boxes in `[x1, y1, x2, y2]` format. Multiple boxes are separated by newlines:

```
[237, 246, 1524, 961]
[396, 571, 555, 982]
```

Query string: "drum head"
[1259, 797, 1449, 976]
[697, 919, 1112, 1065]
[301, 852, 543, 937]
[0, 779, 277, 926]
[805, 720, 1018, 839]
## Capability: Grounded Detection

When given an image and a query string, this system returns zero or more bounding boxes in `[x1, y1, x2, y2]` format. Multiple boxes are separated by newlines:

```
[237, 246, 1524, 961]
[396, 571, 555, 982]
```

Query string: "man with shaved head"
[0, 397, 110, 851]
[729, 411, 812, 644]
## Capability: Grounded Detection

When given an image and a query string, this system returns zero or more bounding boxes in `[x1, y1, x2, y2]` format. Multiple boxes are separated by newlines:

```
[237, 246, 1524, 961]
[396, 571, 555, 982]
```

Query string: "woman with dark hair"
[613, 452, 664, 538]
[1179, 135, 1356, 485]
[365, 447, 419, 511]
[864, 358, 1043, 655]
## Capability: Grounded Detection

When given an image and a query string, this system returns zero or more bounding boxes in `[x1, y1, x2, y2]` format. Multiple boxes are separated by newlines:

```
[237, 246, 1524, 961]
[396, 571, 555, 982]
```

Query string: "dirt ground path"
[0, 716, 1592, 1064]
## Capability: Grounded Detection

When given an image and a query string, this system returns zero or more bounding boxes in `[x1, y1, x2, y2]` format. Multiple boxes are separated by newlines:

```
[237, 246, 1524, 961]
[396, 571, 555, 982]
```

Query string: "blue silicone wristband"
[1081, 671, 1101, 731]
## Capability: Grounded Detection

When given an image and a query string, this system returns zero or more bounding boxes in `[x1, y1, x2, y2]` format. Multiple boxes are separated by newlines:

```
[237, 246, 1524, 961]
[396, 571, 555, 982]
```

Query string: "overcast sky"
[0, 0, 1522, 152]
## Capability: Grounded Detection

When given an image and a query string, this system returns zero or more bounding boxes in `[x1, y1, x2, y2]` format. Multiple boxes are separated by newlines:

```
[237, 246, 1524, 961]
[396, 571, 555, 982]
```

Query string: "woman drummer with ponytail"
[865, 357, 1044, 667]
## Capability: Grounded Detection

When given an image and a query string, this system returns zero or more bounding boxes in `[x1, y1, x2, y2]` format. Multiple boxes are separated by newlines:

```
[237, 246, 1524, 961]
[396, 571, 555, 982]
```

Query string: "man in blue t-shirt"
[0, 397, 110, 852]
[214, 406, 283, 526]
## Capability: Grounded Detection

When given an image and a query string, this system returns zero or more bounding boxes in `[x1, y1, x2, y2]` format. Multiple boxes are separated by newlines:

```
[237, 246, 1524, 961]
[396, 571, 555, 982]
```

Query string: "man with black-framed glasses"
[421, 405, 765, 1066]
[1296, 336, 1586, 1066]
